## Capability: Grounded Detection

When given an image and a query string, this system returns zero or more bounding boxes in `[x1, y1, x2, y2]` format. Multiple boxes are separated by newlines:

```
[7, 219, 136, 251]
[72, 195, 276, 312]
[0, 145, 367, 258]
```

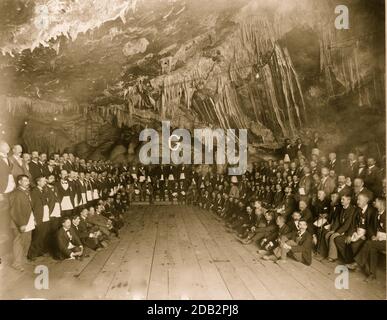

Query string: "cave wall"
[0, 0, 385, 162]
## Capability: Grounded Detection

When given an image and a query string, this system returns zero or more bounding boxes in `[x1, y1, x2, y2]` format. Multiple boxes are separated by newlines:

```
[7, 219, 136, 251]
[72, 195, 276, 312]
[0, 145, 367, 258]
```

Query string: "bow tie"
[62, 181, 68, 184]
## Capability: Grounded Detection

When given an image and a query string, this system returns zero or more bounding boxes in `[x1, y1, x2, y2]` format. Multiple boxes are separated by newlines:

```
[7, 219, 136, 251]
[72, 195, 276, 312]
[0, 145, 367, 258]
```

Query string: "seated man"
[56, 217, 83, 260]
[269, 219, 313, 265]
[348, 197, 386, 282]
[242, 210, 277, 245]
[236, 205, 256, 239]
[322, 194, 356, 262]
[260, 215, 292, 256]
[335, 193, 375, 263]
[86, 206, 113, 238]
[73, 210, 108, 251]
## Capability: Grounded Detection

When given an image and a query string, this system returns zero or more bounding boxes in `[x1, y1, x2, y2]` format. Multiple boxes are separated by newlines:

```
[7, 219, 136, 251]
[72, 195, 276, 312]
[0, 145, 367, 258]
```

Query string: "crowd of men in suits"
[0, 137, 386, 283]
[0, 142, 127, 272]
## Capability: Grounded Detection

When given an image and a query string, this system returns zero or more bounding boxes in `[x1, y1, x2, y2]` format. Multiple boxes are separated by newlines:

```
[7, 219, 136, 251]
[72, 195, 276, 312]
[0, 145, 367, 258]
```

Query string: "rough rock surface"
[0, 0, 384, 161]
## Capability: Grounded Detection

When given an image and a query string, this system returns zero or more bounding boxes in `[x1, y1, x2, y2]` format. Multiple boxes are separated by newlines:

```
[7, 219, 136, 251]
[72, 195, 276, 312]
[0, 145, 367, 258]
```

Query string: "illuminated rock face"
[0, 0, 385, 160]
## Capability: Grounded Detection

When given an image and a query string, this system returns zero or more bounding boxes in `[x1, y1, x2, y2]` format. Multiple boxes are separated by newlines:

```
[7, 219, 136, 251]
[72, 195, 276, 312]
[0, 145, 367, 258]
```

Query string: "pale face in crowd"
[72, 216, 80, 227]
[357, 194, 368, 209]
[80, 209, 88, 219]
[39, 153, 47, 163]
[367, 158, 376, 167]
[0, 141, 10, 156]
[31, 151, 39, 161]
[62, 219, 72, 230]
[299, 200, 307, 211]
[331, 193, 339, 205]
[317, 190, 326, 201]
[22, 153, 31, 163]
[12, 145, 23, 157]
[337, 175, 346, 186]
[348, 153, 355, 162]
[341, 196, 351, 208]
[292, 211, 301, 222]
[375, 199, 385, 213]
[48, 175, 55, 184]
[60, 170, 68, 180]
[328, 153, 336, 162]
[321, 167, 329, 177]
[298, 220, 308, 232]
[353, 178, 364, 193]
[18, 176, 30, 189]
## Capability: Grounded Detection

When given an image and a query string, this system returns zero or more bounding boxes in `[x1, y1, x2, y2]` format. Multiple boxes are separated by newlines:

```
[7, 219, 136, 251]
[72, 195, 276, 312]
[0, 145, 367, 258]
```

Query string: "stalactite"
[1, 95, 79, 115]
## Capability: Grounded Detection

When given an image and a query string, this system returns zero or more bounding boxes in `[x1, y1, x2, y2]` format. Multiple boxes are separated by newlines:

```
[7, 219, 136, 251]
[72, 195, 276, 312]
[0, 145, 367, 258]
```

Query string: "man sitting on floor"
[56, 217, 84, 260]
[266, 219, 313, 265]
[73, 211, 107, 251]
[260, 215, 292, 257]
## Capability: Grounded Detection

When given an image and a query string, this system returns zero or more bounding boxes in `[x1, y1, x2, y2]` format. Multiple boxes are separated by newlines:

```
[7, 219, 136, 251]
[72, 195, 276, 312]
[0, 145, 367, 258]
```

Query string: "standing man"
[28, 176, 50, 260]
[29, 151, 42, 183]
[9, 145, 25, 181]
[9, 175, 35, 271]
[0, 141, 16, 265]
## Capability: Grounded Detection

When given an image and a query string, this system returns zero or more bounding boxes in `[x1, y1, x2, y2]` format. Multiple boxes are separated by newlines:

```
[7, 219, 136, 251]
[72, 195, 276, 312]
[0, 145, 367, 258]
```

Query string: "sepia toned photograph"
[0, 0, 386, 303]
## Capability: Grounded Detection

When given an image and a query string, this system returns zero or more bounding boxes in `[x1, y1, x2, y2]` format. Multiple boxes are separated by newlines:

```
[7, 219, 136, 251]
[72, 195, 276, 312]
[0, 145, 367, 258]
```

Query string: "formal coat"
[318, 176, 336, 196]
[298, 174, 313, 198]
[351, 205, 377, 239]
[56, 227, 82, 259]
[332, 205, 356, 236]
[30, 187, 49, 225]
[29, 160, 42, 182]
[9, 187, 34, 230]
[73, 218, 99, 250]
[289, 230, 313, 265]
[9, 155, 25, 181]
[364, 165, 382, 196]
[0, 157, 14, 194]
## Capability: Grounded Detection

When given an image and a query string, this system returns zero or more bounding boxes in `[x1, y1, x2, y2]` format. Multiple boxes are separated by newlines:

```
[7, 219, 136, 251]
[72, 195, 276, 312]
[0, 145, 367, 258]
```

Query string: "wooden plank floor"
[0, 205, 386, 300]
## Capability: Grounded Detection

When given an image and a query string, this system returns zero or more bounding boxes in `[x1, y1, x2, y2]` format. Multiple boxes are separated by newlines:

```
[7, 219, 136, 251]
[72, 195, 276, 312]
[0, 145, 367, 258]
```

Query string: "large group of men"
[0, 136, 386, 283]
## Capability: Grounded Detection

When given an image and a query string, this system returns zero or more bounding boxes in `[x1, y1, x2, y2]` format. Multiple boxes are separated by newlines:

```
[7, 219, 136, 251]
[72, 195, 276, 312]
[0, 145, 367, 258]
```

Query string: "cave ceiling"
[0, 0, 384, 157]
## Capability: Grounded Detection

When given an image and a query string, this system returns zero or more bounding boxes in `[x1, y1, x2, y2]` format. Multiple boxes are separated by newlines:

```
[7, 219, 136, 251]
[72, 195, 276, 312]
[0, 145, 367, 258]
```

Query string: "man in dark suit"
[9, 175, 35, 272]
[72, 213, 102, 251]
[349, 197, 386, 282]
[29, 151, 42, 182]
[364, 158, 382, 196]
[271, 219, 313, 265]
[323, 194, 356, 262]
[328, 152, 340, 174]
[293, 138, 307, 159]
[344, 153, 359, 180]
[355, 155, 367, 180]
[28, 176, 51, 260]
[335, 193, 376, 263]
[335, 174, 352, 199]
[56, 216, 83, 260]
[298, 166, 313, 203]
[353, 178, 374, 203]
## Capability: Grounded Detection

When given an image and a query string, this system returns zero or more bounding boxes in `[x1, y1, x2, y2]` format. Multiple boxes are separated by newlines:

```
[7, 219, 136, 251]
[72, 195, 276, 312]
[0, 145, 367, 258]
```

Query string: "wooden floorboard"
[0, 205, 385, 300]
